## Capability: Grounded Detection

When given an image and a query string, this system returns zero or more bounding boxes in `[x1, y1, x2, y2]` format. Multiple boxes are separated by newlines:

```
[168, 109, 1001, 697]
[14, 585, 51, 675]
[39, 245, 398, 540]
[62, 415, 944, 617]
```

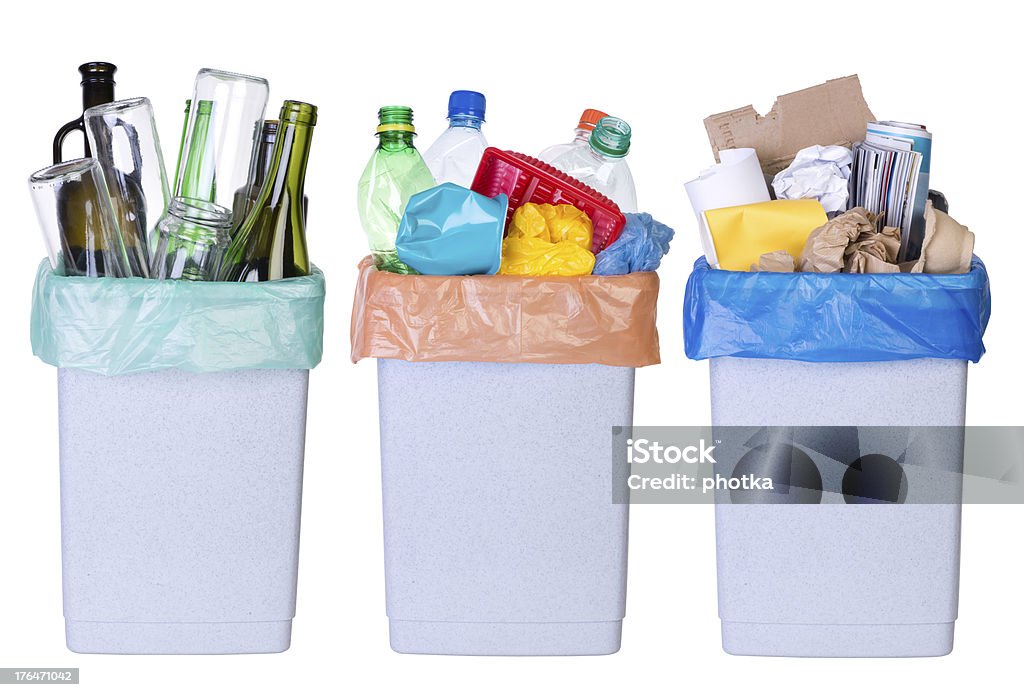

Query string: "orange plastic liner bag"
[350, 258, 660, 367]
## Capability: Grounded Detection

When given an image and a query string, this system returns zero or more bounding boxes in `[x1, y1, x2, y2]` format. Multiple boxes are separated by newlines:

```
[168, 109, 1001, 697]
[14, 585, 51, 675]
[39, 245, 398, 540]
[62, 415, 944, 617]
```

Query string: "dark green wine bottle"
[218, 101, 316, 282]
[53, 62, 116, 164]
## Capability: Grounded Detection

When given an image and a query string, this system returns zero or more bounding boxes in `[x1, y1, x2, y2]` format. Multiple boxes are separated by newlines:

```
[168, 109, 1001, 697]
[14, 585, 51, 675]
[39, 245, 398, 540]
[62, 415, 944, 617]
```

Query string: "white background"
[2, 1, 1022, 694]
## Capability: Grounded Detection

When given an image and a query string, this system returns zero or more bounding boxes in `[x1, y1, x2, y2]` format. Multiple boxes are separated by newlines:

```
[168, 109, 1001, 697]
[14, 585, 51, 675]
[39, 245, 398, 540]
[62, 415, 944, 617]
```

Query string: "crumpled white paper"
[772, 144, 853, 214]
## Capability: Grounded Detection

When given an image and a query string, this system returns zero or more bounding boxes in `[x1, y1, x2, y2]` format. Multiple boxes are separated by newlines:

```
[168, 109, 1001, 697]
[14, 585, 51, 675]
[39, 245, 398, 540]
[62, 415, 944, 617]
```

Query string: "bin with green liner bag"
[31, 263, 325, 654]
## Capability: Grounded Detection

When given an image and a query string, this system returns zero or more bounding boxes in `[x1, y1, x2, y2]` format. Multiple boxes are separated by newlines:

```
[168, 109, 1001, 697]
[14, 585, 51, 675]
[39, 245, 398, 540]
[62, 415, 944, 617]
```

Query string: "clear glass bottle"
[538, 108, 608, 164]
[548, 116, 637, 213]
[357, 106, 435, 274]
[29, 157, 130, 277]
[218, 100, 317, 282]
[422, 90, 488, 188]
[152, 197, 233, 281]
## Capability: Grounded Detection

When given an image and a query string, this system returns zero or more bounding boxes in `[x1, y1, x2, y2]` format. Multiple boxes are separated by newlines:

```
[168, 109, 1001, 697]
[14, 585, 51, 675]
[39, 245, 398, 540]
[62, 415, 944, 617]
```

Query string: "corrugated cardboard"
[704, 75, 875, 177]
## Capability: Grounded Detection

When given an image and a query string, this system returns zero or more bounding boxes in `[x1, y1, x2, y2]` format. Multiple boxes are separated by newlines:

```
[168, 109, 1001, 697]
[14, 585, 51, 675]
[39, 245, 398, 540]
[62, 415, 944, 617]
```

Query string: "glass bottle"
[357, 106, 435, 274]
[232, 120, 309, 225]
[172, 99, 191, 191]
[152, 197, 233, 281]
[538, 108, 608, 164]
[422, 90, 488, 187]
[53, 62, 116, 164]
[177, 68, 269, 223]
[218, 101, 317, 282]
[29, 158, 131, 277]
[548, 116, 638, 213]
[176, 99, 216, 202]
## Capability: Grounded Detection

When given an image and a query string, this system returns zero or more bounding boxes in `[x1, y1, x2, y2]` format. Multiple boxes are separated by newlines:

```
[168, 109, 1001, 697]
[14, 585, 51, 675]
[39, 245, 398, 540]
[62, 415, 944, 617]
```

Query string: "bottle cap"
[577, 109, 608, 132]
[377, 105, 415, 133]
[590, 116, 631, 158]
[447, 90, 486, 121]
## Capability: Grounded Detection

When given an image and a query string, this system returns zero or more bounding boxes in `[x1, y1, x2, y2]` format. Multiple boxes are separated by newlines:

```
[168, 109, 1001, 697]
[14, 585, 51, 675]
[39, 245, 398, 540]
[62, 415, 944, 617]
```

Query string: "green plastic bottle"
[357, 106, 435, 274]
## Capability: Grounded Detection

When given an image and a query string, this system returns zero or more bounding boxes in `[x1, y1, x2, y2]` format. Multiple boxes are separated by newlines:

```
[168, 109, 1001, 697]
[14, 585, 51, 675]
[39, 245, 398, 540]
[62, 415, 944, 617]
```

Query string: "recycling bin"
[352, 259, 661, 655]
[32, 263, 325, 654]
[685, 256, 991, 657]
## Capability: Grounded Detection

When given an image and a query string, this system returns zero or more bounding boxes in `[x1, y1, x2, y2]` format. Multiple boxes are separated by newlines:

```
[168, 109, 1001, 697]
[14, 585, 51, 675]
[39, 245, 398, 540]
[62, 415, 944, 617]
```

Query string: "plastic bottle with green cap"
[548, 116, 637, 213]
[357, 106, 435, 274]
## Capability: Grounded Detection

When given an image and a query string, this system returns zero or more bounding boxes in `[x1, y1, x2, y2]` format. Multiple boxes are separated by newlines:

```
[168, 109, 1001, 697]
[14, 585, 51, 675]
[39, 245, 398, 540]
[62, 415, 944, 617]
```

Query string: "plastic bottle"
[538, 108, 608, 164]
[357, 106, 435, 274]
[422, 90, 488, 188]
[548, 116, 638, 213]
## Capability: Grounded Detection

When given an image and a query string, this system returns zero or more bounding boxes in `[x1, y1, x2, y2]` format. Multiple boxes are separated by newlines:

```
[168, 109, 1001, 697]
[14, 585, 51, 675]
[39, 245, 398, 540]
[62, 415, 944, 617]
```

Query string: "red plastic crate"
[470, 148, 626, 253]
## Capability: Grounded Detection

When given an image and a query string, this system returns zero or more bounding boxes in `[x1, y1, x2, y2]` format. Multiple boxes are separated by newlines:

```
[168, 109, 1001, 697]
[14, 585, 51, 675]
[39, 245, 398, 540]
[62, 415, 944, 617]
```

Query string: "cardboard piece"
[704, 76, 876, 177]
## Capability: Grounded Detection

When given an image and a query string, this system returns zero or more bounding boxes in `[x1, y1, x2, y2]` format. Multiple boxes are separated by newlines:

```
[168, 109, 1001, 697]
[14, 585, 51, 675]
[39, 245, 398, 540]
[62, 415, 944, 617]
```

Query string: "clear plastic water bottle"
[538, 108, 608, 164]
[357, 106, 435, 274]
[548, 116, 637, 213]
[422, 90, 488, 188]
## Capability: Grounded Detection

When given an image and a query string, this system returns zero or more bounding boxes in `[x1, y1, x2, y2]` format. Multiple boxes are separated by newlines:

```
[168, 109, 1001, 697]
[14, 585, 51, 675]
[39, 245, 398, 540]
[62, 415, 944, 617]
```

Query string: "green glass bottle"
[357, 106, 435, 274]
[218, 101, 316, 282]
[172, 99, 191, 190]
[176, 99, 216, 201]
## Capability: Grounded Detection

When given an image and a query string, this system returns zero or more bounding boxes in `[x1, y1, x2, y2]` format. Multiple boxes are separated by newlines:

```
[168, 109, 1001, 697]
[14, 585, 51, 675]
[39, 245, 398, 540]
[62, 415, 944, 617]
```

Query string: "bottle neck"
[250, 128, 277, 191]
[260, 119, 314, 213]
[448, 115, 483, 130]
[178, 101, 215, 200]
[377, 130, 416, 151]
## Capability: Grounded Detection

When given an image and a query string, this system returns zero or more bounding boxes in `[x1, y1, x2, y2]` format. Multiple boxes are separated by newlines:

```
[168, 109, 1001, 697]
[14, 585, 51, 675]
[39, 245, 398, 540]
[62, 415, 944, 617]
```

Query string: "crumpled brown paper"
[910, 201, 975, 274]
[796, 207, 901, 273]
[844, 224, 902, 273]
[750, 251, 796, 272]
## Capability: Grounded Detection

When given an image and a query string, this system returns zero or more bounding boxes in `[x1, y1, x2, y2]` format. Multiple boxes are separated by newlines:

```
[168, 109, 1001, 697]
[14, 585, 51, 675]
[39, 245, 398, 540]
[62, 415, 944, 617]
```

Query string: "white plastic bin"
[378, 359, 633, 655]
[711, 356, 966, 657]
[58, 368, 309, 654]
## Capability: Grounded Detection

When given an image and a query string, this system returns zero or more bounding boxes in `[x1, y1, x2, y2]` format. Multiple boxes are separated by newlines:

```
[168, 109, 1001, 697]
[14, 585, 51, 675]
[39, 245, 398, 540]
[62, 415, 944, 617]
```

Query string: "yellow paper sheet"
[704, 199, 828, 271]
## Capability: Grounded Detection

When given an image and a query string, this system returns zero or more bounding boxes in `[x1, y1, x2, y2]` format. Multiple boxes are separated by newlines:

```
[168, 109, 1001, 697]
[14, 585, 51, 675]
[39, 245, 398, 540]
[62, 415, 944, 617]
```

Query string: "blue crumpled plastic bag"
[684, 256, 990, 362]
[31, 261, 326, 375]
[593, 212, 675, 275]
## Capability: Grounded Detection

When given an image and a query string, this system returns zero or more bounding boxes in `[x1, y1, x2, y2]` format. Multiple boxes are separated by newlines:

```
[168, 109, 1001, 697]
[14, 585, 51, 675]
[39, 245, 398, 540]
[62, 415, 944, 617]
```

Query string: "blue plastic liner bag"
[31, 261, 326, 375]
[684, 256, 990, 362]
[593, 213, 675, 275]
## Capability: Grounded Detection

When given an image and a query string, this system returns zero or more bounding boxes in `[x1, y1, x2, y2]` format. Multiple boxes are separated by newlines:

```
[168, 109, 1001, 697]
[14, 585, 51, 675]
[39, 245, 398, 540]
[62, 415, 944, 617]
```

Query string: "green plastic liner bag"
[31, 261, 326, 376]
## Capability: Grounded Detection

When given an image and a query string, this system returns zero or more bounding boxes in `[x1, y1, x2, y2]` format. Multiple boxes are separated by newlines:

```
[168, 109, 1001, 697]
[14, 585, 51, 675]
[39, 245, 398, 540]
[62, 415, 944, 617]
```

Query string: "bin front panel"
[58, 368, 308, 624]
[709, 357, 967, 652]
[378, 360, 633, 624]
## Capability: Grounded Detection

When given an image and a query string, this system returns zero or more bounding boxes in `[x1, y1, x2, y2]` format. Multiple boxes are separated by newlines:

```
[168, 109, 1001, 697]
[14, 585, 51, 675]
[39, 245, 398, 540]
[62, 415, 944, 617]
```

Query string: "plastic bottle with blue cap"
[422, 90, 489, 188]
[549, 116, 638, 213]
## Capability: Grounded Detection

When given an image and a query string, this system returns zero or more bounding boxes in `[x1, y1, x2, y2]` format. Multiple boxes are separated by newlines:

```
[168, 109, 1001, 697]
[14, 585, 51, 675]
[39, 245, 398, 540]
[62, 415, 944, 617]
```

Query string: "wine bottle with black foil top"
[218, 101, 316, 281]
[233, 120, 309, 225]
[53, 62, 116, 164]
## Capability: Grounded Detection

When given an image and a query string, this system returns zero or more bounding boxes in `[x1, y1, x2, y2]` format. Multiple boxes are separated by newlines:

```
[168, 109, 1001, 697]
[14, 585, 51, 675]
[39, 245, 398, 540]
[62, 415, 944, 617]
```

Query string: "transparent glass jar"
[152, 197, 233, 281]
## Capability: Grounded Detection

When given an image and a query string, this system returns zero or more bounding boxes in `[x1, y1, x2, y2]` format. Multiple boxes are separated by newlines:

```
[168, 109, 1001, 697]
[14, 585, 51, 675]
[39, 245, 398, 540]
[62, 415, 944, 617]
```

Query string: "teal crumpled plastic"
[31, 260, 326, 375]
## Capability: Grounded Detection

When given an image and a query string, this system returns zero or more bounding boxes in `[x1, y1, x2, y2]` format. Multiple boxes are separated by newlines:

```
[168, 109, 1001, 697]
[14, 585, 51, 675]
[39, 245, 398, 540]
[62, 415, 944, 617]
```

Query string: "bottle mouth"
[377, 105, 415, 134]
[590, 116, 631, 158]
[261, 119, 279, 143]
[280, 100, 317, 126]
[79, 62, 116, 84]
[29, 158, 99, 185]
[168, 197, 233, 227]
[83, 97, 152, 120]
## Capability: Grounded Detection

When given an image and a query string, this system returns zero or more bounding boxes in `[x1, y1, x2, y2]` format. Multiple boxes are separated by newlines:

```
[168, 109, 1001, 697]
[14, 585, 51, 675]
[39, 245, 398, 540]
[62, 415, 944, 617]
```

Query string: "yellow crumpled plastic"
[498, 203, 596, 276]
